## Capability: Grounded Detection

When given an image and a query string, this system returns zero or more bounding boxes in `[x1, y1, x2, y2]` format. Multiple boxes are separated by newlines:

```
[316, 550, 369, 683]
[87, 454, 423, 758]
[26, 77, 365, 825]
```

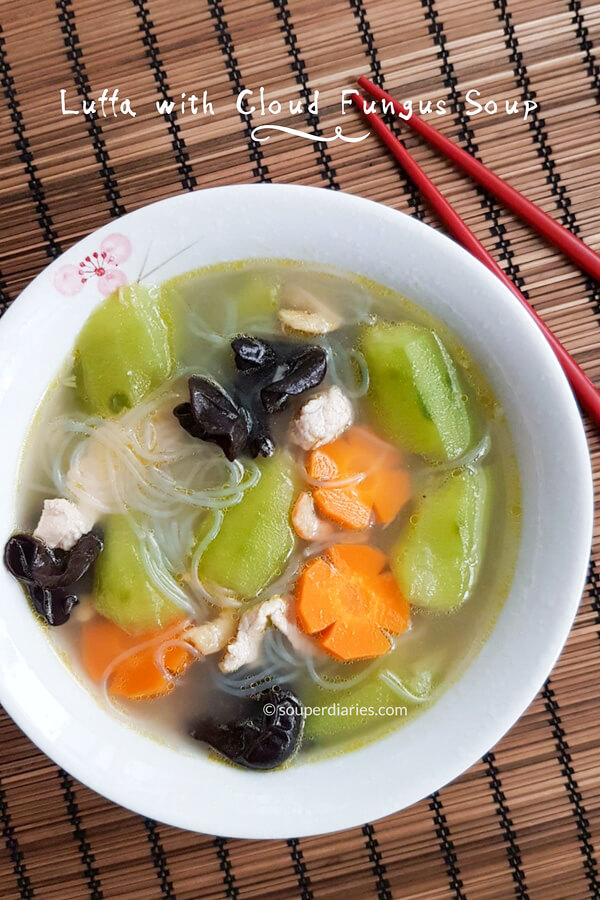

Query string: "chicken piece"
[66, 428, 116, 516]
[184, 609, 238, 656]
[278, 308, 338, 335]
[292, 492, 334, 541]
[33, 498, 96, 551]
[268, 599, 315, 657]
[290, 385, 354, 451]
[278, 283, 343, 336]
[66, 406, 187, 518]
[220, 595, 312, 673]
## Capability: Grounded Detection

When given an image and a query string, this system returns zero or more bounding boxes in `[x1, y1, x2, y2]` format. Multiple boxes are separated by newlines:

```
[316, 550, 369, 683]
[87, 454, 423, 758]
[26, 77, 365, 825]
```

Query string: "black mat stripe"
[56, 0, 124, 218]
[429, 791, 466, 900]
[497, 0, 574, 229]
[348, 0, 426, 219]
[206, 0, 270, 182]
[422, 0, 528, 296]
[287, 838, 313, 900]
[214, 836, 239, 900]
[569, 0, 600, 100]
[483, 751, 529, 899]
[0, 771, 34, 899]
[132, 0, 196, 192]
[496, 0, 600, 315]
[144, 819, 176, 899]
[58, 769, 103, 900]
[362, 822, 392, 900]
[542, 681, 600, 895]
[272, 0, 339, 190]
[0, 27, 61, 259]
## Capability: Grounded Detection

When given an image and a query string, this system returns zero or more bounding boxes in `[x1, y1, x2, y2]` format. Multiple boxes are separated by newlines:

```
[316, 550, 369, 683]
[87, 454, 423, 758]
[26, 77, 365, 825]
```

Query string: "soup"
[4, 261, 520, 769]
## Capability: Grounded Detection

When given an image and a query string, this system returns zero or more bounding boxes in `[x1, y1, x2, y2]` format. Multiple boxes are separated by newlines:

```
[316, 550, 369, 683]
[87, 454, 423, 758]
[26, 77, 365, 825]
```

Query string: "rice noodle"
[208, 621, 387, 699]
[46, 377, 261, 520]
[208, 629, 292, 697]
[251, 529, 370, 606]
[321, 343, 370, 399]
[154, 639, 202, 686]
[99, 619, 190, 716]
[39, 374, 268, 620]
[186, 293, 275, 345]
[378, 669, 433, 704]
[432, 432, 491, 473]
[302, 471, 366, 490]
[304, 654, 382, 693]
[186, 509, 242, 610]
[133, 524, 199, 618]
[43, 379, 260, 586]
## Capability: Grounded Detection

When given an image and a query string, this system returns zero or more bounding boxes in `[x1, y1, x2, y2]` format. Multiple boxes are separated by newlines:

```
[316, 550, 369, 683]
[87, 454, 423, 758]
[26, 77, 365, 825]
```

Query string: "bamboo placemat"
[1, 0, 600, 896]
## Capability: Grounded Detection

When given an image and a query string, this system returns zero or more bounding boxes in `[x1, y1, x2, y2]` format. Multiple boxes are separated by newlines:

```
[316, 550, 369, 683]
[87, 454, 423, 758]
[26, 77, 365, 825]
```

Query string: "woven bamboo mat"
[1, 0, 600, 896]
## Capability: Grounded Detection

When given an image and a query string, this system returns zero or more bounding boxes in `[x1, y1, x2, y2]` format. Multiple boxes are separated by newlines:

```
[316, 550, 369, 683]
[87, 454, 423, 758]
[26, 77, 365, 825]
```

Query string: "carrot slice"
[81, 617, 193, 700]
[296, 544, 410, 661]
[307, 426, 411, 530]
[296, 557, 341, 633]
[370, 469, 412, 524]
[312, 488, 372, 531]
[328, 543, 388, 578]
[320, 620, 391, 661]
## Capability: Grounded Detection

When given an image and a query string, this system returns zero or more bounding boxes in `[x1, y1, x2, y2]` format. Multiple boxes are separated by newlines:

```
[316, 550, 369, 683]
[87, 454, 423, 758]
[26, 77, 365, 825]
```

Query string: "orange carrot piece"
[328, 543, 388, 578]
[312, 487, 372, 531]
[296, 557, 340, 634]
[370, 572, 411, 633]
[307, 426, 410, 530]
[81, 617, 193, 700]
[295, 544, 409, 662]
[320, 620, 391, 661]
[370, 469, 412, 524]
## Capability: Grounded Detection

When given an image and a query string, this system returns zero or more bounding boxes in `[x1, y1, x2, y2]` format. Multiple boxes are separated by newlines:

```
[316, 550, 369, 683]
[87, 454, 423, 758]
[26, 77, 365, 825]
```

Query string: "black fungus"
[231, 336, 277, 374]
[243, 393, 276, 459]
[28, 584, 79, 627]
[4, 532, 102, 589]
[3, 530, 103, 626]
[172, 402, 202, 439]
[261, 346, 327, 413]
[190, 686, 304, 770]
[36, 532, 101, 589]
[4, 533, 40, 583]
[174, 376, 251, 462]
[233, 337, 327, 415]
[176, 336, 328, 461]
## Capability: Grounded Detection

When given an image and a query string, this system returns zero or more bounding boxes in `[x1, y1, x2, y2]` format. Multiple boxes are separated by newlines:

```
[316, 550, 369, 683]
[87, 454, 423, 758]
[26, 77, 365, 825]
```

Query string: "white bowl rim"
[0, 184, 593, 838]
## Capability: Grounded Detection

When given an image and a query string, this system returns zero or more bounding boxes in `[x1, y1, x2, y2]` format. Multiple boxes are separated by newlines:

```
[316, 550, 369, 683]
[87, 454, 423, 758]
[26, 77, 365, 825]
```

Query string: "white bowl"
[0, 185, 592, 838]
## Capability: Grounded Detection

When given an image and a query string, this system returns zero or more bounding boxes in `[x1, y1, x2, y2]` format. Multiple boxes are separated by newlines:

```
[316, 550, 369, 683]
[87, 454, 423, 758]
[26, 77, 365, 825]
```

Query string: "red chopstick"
[352, 91, 600, 425]
[358, 76, 600, 283]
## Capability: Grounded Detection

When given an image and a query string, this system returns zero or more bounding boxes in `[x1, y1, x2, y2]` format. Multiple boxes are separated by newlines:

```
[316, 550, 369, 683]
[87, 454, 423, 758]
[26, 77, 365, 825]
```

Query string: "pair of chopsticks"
[353, 77, 600, 425]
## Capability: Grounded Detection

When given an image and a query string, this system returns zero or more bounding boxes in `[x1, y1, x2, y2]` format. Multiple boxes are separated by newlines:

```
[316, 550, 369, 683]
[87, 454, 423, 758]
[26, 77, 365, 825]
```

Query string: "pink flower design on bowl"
[97, 268, 128, 296]
[54, 264, 84, 296]
[54, 233, 133, 297]
[100, 234, 132, 265]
